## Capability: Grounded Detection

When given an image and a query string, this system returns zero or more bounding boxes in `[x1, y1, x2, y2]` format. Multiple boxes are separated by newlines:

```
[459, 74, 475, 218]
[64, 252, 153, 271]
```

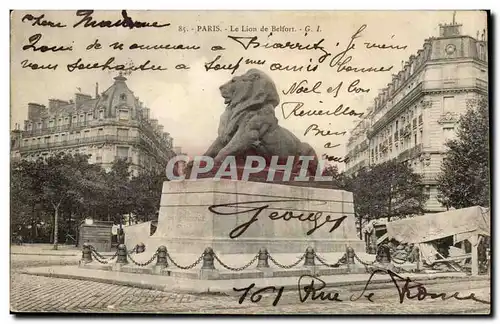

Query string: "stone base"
[125, 179, 365, 255]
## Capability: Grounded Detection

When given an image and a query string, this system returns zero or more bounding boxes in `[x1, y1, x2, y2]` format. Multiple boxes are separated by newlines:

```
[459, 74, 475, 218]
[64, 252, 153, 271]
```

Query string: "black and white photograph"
[9, 9, 490, 315]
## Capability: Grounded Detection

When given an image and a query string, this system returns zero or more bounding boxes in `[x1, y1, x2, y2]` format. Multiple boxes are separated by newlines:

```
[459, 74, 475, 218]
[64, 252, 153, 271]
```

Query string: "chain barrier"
[128, 247, 137, 254]
[268, 252, 306, 269]
[213, 252, 259, 271]
[91, 250, 113, 264]
[127, 250, 158, 267]
[167, 251, 205, 270]
[89, 245, 107, 259]
[314, 252, 346, 268]
[89, 246, 118, 263]
[353, 252, 377, 266]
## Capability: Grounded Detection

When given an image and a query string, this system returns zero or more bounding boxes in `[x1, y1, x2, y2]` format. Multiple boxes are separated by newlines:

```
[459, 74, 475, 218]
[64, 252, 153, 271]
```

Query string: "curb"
[20, 269, 168, 292]
[21, 268, 488, 295]
[11, 253, 80, 257]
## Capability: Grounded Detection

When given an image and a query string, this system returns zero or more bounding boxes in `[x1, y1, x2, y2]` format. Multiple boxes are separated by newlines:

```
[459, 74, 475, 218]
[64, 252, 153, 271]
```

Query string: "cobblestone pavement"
[10, 254, 491, 314]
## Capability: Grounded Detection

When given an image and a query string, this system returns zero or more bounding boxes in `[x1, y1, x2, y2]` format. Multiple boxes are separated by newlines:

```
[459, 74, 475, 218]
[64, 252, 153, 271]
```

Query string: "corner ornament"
[421, 100, 432, 109]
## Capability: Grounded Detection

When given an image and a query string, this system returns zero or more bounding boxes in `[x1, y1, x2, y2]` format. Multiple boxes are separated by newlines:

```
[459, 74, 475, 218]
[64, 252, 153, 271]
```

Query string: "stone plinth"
[128, 179, 363, 255]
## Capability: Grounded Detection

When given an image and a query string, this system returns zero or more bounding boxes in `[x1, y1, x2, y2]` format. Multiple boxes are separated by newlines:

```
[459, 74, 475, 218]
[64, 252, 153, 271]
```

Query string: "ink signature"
[233, 270, 490, 306]
[208, 199, 347, 239]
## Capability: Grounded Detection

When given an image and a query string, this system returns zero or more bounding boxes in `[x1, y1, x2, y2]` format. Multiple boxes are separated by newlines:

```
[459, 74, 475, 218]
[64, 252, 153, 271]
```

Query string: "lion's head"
[217, 69, 280, 142]
[219, 69, 280, 111]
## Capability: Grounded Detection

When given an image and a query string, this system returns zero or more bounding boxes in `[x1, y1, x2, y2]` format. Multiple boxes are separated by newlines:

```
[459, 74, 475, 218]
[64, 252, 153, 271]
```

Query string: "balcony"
[24, 119, 140, 137]
[19, 135, 141, 152]
[421, 171, 441, 185]
[368, 78, 488, 137]
[437, 112, 459, 124]
[23, 118, 174, 157]
[114, 156, 133, 163]
[397, 143, 423, 162]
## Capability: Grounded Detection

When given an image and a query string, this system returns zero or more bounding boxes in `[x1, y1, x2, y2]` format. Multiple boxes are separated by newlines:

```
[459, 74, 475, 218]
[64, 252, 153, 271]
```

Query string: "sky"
[10, 10, 487, 170]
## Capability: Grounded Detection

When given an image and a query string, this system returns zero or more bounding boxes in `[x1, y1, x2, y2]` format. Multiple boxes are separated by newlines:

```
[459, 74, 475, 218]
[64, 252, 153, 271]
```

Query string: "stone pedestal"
[127, 179, 363, 255]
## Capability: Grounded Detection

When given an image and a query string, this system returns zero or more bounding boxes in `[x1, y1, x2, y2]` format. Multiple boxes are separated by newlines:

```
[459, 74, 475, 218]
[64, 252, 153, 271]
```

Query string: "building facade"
[345, 21, 488, 212]
[12, 74, 179, 175]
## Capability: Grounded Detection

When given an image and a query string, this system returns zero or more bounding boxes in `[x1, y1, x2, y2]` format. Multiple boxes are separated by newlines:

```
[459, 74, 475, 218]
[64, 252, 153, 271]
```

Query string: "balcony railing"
[20, 135, 141, 152]
[397, 143, 423, 162]
[23, 118, 173, 150]
[368, 78, 487, 137]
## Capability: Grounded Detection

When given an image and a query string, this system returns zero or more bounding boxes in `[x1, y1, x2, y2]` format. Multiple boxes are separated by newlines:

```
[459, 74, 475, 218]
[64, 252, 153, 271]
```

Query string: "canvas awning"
[386, 206, 490, 244]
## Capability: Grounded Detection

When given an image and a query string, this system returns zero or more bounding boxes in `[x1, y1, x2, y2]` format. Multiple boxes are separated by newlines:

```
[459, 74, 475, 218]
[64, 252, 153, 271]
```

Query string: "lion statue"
[190, 68, 319, 177]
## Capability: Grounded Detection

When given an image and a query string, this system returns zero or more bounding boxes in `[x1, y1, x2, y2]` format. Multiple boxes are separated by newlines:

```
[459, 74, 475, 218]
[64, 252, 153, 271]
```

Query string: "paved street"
[10, 250, 491, 314]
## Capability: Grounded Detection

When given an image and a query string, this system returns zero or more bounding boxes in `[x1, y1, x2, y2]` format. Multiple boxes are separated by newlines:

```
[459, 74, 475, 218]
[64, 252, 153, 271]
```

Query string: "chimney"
[95, 83, 99, 98]
[48, 99, 70, 113]
[142, 107, 150, 120]
[75, 93, 92, 108]
[157, 125, 164, 134]
[150, 119, 158, 128]
[28, 103, 46, 120]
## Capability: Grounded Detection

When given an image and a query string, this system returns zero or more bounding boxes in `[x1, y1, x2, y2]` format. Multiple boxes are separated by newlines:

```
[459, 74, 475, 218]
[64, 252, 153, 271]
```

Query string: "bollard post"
[304, 247, 315, 266]
[257, 248, 269, 268]
[156, 245, 168, 267]
[378, 245, 391, 264]
[116, 244, 128, 264]
[414, 246, 421, 272]
[81, 243, 92, 264]
[202, 247, 215, 270]
[346, 246, 355, 264]
[346, 246, 354, 272]
[136, 242, 146, 254]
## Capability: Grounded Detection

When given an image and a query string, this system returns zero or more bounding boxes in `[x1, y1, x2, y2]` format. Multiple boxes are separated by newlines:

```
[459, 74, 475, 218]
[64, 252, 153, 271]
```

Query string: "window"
[116, 146, 129, 160]
[119, 109, 129, 121]
[83, 130, 90, 138]
[443, 127, 455, 145]
[49, 120, 54, 128]
[64, 117, 69, 124]
[117, 128, 129, 138]
[97, 128, 104, 137]
[479, 44, 485, 60]
[87, 113, 93, 121]
[80, 114, 84, 121]
[414, 134, 417, 146]
[99, 110, 105, 119]
[27, 124, 32, 131]
[54, 135, 59, 142]
[443, 96, 455, 113]
[61, 133, 66, 141]
[37, 123, 42, 129]
[120, 93, 127, 101]
[72, 116, 77, 123]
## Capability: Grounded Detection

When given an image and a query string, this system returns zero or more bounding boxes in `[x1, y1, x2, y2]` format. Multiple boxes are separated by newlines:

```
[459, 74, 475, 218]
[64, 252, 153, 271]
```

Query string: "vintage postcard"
[10, 10, 490, 315]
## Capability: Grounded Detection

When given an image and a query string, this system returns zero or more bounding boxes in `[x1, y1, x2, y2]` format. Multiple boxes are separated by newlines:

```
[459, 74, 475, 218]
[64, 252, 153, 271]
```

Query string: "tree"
[129, 169, 166, 223]
[437, 96, 490, 209]
[35, 153, 105, 249]
[10, 159, 44, 241]
[103, 159, 134, 226]
[348, 160, 428, 225]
